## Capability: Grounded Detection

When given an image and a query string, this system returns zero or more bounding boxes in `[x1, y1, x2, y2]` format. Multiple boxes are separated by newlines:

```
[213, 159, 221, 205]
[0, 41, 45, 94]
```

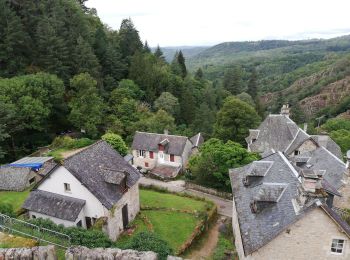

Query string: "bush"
[101, 133, 128, 156]
[28, 218, 111, 248]
[124, 232, 173, 260]
[0, 203, 16, 217]
[212, 234, 235, 260]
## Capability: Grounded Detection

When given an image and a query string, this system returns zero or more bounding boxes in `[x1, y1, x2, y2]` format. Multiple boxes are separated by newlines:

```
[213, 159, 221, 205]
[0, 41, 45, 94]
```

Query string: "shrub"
[212, 234, 235, 260]
[0, 203, 16, 217]
[50, 136, 94, 150]
[125, 231, 173, 260]
[28, 218, 111, 248]
[101, 133, 128, 156]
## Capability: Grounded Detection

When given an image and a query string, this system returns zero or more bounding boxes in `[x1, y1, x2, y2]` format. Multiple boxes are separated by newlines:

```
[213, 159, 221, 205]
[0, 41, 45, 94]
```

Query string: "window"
[294, 150, 300, 156]
[331, 239, 345, 254]
[145, 162, 149, 167]
[32, 215, 36, 219]
[170, 154, 175, 162]
[76, 220, 82, 227]
[29, 177, 36, 184]
[64, 183, 71, 192]
[138, 150, 146, 157]
[149, 151, 154, 159]
[158, 144, 164, 151]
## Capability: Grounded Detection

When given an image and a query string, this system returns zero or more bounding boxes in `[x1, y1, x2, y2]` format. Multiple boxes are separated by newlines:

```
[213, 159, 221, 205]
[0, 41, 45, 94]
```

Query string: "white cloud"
[86, 0, 350, 46]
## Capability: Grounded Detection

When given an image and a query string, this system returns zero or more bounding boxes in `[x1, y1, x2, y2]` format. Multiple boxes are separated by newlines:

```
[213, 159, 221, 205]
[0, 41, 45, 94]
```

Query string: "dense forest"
[0, 0, 262, 163]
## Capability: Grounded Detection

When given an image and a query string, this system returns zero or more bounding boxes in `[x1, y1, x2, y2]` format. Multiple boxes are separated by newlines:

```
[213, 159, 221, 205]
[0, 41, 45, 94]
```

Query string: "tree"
[68, 73, 105, 138]
[247, 68, 258, 99]
[177, 50, 187, 78]
[236, 92, 255, 107]
[194, 68, 204, 80]
[214, 96, 261, 144]
[147, 109, 176, 133]
[192, 103, 215, 137]
[125, 232, 173, 260]
[101, 133, 128, 156]
[154, 92, 180, 116]
[144, 41, 151, 53]
[180, 88, 196, 125]
[223, 66, 242, 95]
[118, 18, 143, 59]
[321, 118, 350, 132]
[154, 45, 165, 61]
[188, 138, 259, 191]
[330, 129, 350, 154]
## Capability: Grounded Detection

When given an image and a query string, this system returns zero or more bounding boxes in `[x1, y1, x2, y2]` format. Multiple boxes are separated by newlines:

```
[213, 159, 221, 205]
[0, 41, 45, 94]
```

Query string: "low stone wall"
[0, 245, 56, 260]
[185, 182, 232, 200]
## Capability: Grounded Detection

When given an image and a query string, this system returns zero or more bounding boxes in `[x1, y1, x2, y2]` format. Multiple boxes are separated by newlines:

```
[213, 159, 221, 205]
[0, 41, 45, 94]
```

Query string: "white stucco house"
[131, 131, 204, 179]
[22, 141, 141, 241]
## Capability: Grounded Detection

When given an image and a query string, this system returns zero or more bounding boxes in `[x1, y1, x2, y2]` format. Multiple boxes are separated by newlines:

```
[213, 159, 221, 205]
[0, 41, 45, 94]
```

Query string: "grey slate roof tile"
[23, 190, 85, 222]
[0, 166, 32, 191]
[132, 131, 189, 156]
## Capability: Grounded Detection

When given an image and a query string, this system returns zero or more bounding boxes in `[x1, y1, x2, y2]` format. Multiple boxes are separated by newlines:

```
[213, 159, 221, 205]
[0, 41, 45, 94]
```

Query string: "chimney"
[280, 104, 290, 117]
[303, 123, 308, 132]
[164, 129, 169, 135]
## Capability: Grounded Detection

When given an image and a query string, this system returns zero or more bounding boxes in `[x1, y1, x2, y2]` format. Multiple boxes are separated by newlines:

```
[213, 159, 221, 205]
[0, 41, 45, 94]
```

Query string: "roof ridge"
[278, 151, 301, 182]
[135, 131, 188, 139]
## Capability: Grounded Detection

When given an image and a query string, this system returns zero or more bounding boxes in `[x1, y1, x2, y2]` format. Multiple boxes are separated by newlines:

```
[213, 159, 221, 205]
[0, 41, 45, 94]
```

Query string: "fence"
[0, 213, 70, 248]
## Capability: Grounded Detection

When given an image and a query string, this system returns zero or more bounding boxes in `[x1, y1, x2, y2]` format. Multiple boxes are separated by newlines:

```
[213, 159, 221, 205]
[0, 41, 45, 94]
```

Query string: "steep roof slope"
[0, 167, 32, 191]
[132, 131, 189, 156]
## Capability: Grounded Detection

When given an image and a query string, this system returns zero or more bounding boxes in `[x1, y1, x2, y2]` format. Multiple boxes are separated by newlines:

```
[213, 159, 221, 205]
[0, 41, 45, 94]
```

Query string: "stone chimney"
[303, 123, 308, 132]
[164, 129, 169, 135]
[280, 104, 290, 117]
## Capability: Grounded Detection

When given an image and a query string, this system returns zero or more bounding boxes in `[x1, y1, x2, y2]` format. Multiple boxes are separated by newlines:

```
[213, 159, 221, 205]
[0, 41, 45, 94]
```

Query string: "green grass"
[212, 233, 236, 260]
[0, 188, 31, 211]
[117, 189, 213, 254]
[46, 148, 70, 161]
[0, 232, 38, 248]
[140, 189, 208, 212]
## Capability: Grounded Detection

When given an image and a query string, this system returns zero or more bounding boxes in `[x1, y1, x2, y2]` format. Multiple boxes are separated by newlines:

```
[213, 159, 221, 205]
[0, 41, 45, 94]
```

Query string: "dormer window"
[294, 150, 300, 156]
[158, 144, 164, 151]
[138, 150, 146, 157]
[252, 138, 257, 143]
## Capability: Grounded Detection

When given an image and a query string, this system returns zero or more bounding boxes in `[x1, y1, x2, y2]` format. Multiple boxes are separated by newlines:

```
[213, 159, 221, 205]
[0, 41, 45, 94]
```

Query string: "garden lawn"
[117, 189, 213, 254]
[0, 188, 31, 211]
[140, 189, 208, 211]
[0, 232, 37, 248]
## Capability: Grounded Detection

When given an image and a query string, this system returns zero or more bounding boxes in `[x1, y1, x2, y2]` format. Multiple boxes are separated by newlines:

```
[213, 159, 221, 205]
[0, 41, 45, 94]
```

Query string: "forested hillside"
[152, 46, 209, 62]
[187, 37, 350, 119]
[1, 0, 251, 163]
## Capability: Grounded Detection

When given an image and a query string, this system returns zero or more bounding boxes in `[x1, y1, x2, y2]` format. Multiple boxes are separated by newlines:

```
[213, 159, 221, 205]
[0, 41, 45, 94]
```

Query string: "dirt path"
[187, 221, 220, 260]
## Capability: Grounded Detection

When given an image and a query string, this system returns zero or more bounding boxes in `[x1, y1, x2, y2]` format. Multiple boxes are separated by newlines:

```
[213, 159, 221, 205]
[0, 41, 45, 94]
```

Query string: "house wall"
[28, 208, 85, 228]
[38, 166, 106, 218]
[334, 179, 350, 208]
[289, 140, 318, 157]
[132, 150, 183, 170]
[181, 140, 194, 168]
[103, 181, 140, 241]
[236, 208, 350, 259]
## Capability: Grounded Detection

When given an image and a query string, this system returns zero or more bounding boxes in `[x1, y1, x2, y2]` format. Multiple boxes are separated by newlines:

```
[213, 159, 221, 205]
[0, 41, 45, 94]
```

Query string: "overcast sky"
[86, 0, 350, 47]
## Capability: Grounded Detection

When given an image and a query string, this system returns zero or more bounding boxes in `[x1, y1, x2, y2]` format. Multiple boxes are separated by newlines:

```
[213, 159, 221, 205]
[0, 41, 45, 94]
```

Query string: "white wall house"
[131, 131, 203, 179]
[23, 141, 141, 241]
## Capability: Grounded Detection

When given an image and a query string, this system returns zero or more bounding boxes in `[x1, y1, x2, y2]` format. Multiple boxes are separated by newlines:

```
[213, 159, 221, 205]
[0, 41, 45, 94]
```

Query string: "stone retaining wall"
[0, 246, 56, 260]
[185, 182, 232, 200]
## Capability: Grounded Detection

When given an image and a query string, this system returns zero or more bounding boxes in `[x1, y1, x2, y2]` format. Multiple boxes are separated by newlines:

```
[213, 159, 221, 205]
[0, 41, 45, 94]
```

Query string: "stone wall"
[103, 181, 140, 241]
[185, 182, 232, 200]
[0, 246, 56, 260]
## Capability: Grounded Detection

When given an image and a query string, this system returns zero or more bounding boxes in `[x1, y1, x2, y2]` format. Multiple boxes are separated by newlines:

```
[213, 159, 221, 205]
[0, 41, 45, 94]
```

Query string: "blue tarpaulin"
[8, 163, 43, 171]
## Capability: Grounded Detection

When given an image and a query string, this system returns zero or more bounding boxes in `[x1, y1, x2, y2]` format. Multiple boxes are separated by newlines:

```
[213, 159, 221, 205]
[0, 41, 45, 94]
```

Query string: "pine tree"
[119, 18, 143, 59]
[195, 68, 204, 80]
[177, 50, 187, 78]
[223, 66, 242, 95]
[154, 45, 165, 61]
[144, 41, 151, 53]
[0, 0, 29, 77]
[247, 68, 258, 99]
[180, 88, 196, 125]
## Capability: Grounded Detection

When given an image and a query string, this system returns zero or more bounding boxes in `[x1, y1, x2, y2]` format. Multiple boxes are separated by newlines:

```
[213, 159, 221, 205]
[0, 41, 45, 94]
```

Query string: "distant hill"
[152, 46, 209, 62]
[187, 36, 350, 118]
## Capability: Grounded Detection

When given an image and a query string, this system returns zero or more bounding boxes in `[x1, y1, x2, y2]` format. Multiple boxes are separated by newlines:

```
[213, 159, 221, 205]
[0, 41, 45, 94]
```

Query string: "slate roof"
[11, 157, 53, 164]
[0, 166, 32, 191]
[321, 204, 350, 238]
[37, 161, 58, 177]
[311, 135, 343, 159]
[23, 190, 85, 222]
[230, 152, 307, 255]
[61, 141, 140, 209]
[190, 133, 204, 148]
[284, 129, 311, 155]
[291, 147, 347, 190]
[132, 131, 189, 156]
[248, 115, 300, 153]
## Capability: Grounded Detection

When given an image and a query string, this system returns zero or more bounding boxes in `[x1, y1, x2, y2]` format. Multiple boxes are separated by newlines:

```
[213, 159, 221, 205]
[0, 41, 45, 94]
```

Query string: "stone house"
[0, 157, 55, 191]
[23, 141, 141, 241]
[131, 131, 203, 179]
[230, 152, 350, 259]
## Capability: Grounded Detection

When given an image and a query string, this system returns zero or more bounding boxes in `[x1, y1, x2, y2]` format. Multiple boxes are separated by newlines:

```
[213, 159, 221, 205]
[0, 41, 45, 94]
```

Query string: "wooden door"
[122, 204, 129, 229]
